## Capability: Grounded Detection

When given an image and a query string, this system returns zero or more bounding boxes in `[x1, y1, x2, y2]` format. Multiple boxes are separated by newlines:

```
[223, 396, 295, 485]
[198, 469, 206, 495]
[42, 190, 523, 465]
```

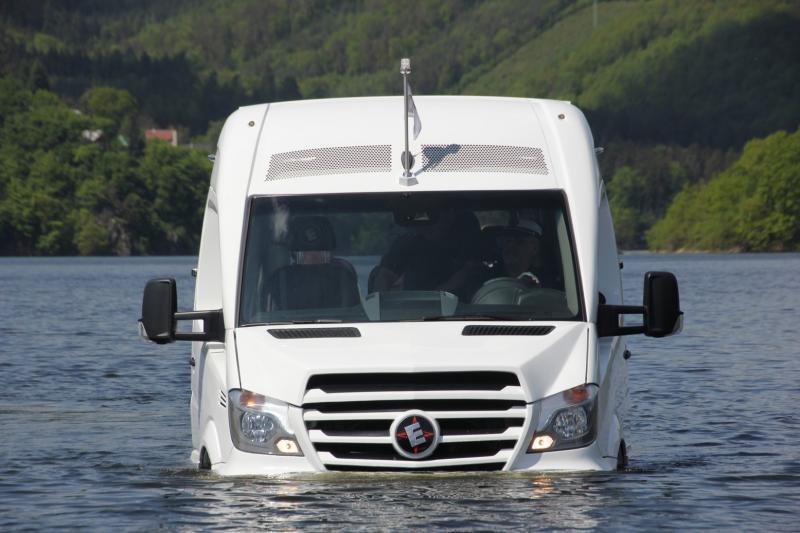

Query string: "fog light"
[530, 435, 555, 451]
[552, 406, 589, 440]
[276, 438, 300, 455]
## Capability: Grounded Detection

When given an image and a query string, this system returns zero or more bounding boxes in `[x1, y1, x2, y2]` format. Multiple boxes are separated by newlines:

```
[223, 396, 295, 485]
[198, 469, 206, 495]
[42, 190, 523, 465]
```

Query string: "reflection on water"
[1, 254, 799, 530]
[156, 472, 607, 531]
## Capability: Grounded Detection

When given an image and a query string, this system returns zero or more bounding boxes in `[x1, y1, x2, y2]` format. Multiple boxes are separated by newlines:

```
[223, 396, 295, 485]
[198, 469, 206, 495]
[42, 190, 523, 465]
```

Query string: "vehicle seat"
[262, 215, 361, 311]
[264, 262, 361, 310]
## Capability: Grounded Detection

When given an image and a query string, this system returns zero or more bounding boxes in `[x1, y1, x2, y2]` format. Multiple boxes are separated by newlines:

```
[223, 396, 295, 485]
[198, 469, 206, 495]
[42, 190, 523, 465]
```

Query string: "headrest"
[505, 218, 543, 237]
[288, 216, 336, 251]
[482, 218, 543, 239]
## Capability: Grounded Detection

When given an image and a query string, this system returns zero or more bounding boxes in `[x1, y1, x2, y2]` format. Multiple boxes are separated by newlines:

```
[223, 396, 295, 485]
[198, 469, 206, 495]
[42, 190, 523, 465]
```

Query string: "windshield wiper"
[419, 314, 531, 322]
[262, 319, 344, 325]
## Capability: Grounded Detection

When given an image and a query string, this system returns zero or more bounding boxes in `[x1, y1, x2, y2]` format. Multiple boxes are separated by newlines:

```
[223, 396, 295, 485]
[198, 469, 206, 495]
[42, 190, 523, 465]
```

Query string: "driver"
[371, 209, 488, 300]
[497, 218, 543, 286]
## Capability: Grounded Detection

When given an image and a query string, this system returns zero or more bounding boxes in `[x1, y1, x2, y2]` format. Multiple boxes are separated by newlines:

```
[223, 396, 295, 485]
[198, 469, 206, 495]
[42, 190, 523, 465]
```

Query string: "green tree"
[73, 208, 110, 255]
[80, 86, 138, 144]
[607, 167, 655, 249]
[139, 142, 211, 253]
[28, 60, 50, 91]
[81, 87, 137, 123]
[649, 129, 800, 251]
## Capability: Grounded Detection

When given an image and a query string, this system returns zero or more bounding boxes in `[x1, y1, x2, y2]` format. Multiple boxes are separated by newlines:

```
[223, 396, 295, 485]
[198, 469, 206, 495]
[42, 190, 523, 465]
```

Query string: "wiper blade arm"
[264, 319, 344, 325]
[420, 315, 528, 322]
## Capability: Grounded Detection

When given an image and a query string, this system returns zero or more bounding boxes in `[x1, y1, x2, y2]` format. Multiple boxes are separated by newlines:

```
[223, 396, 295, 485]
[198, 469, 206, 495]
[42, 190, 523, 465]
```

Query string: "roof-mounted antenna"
[400, 58, 422, 186]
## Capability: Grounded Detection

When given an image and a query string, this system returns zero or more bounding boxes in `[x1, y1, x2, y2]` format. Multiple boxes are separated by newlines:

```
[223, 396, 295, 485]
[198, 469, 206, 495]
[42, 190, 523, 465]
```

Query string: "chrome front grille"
[302, 372, 528, 471]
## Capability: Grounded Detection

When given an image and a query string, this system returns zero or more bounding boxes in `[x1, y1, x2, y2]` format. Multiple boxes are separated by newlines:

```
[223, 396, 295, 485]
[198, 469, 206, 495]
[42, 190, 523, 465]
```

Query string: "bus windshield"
[238, 191, 583, 325]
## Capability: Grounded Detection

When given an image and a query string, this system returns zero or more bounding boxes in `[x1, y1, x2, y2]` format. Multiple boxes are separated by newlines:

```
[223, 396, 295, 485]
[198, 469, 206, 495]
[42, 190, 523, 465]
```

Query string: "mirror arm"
[173, 309, 225, 342]
[597, 304, 646, 337]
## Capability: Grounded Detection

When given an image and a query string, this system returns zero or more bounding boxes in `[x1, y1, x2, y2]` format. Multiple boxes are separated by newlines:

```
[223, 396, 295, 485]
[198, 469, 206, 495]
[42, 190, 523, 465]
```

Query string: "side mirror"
[139, 278, 225, 344]
[643, 271, 683, 338]
[597, 271, 683, 338]
[140, 278, 177, 344]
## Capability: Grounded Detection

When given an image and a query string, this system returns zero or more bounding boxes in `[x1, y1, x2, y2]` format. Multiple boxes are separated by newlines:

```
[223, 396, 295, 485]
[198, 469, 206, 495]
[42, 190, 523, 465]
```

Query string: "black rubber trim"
[308, 417, 524, 437]
[315, 442, 511, 461]
[462, 325, 554, 336]
[325, 463, 505, 472]
[268, 327, 361, 339]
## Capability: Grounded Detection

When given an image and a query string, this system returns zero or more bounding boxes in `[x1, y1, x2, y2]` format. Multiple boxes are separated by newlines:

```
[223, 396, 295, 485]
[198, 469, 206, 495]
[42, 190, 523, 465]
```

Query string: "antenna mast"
[400, 58, 416, 186]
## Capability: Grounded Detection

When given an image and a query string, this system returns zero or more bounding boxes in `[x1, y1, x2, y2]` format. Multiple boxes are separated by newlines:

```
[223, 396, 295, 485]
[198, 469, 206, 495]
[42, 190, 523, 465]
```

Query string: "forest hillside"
[1, 0, 798, 254]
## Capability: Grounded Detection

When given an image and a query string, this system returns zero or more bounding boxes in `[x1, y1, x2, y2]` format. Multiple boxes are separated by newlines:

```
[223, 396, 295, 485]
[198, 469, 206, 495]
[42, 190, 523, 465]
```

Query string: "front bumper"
[212, 438, 613, 475]
[212, 399, 615, 475]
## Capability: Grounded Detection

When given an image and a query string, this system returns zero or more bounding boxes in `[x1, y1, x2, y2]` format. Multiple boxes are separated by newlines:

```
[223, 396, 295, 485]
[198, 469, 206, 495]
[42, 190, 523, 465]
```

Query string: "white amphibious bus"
[140, 95, 682, 475]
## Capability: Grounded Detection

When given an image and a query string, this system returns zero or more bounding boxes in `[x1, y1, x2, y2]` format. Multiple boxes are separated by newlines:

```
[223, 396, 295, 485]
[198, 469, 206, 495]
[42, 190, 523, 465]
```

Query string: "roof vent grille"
[421, 144, 548, 175]
[266, 145, 391, 181]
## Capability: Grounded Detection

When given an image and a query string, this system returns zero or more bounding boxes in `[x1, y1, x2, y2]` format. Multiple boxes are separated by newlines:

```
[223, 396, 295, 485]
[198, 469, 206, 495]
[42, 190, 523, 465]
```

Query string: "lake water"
[1, 254, 798, 531]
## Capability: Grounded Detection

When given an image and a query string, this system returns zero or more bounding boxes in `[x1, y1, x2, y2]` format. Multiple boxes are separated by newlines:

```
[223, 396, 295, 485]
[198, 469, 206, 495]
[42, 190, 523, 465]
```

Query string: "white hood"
[234, 322, 590, 406]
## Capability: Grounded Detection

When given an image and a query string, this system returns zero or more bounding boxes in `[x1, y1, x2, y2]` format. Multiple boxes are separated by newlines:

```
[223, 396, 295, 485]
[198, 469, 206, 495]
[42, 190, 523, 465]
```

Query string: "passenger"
[264, 216, 360, 311]
[497, 218, 544, 287]
[371, 209, 488, 301]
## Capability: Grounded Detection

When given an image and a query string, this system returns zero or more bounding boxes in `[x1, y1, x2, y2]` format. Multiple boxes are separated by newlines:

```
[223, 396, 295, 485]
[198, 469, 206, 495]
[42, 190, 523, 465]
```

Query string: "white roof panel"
[245, 96, 565, 196]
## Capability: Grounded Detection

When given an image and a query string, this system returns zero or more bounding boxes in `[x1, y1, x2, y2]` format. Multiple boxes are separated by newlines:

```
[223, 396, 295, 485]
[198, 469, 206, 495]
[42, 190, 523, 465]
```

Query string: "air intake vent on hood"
[266, 145, 392, 180]
[268, 327, 361, 339]
[420, 144, 548, 174]
[462, 325, 554, 336]
[306, 371, 519, 393]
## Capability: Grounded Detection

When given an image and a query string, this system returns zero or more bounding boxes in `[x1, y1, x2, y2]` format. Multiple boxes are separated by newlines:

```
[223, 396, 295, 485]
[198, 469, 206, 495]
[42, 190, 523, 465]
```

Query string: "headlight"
[228, 389, 303, 456]
[527, 384, 598, 453]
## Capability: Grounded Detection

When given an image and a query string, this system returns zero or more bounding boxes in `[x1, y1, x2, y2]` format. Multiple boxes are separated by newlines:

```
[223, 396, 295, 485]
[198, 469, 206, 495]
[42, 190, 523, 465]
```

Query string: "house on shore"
[145, 128, 178, 147]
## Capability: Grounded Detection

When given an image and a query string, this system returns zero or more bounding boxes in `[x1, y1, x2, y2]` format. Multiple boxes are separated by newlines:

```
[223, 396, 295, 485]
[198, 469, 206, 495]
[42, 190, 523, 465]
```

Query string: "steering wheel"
[470, 277, 536, 305]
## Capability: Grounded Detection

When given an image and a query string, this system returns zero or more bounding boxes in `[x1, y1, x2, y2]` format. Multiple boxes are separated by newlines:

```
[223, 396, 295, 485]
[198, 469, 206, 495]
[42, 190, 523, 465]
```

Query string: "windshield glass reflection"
[239, 191, 582, 325]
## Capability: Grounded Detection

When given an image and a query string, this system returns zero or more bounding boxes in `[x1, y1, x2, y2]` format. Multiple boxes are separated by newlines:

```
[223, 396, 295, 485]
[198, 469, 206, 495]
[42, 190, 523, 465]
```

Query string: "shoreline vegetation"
[1, 0, 798, 256]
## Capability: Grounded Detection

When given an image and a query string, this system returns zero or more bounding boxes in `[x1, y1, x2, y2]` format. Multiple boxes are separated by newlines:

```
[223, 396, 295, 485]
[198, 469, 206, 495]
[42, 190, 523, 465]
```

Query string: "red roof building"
[145, 128, 178, 146]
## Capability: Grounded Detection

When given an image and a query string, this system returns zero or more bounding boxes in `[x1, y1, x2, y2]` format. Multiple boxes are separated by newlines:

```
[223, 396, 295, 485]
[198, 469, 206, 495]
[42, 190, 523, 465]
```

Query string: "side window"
[555, 209, 580, 315]
[597, 190, 622, 305]
[195, 198, 223, 310]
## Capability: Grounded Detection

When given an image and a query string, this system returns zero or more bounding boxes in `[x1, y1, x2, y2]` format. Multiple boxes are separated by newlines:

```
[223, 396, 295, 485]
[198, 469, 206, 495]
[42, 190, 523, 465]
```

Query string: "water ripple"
[1, 254, 799, 530]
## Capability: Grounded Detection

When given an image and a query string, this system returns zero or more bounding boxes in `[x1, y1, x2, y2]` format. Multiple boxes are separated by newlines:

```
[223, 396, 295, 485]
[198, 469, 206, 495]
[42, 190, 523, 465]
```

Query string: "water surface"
[1, 254, 798, 530]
